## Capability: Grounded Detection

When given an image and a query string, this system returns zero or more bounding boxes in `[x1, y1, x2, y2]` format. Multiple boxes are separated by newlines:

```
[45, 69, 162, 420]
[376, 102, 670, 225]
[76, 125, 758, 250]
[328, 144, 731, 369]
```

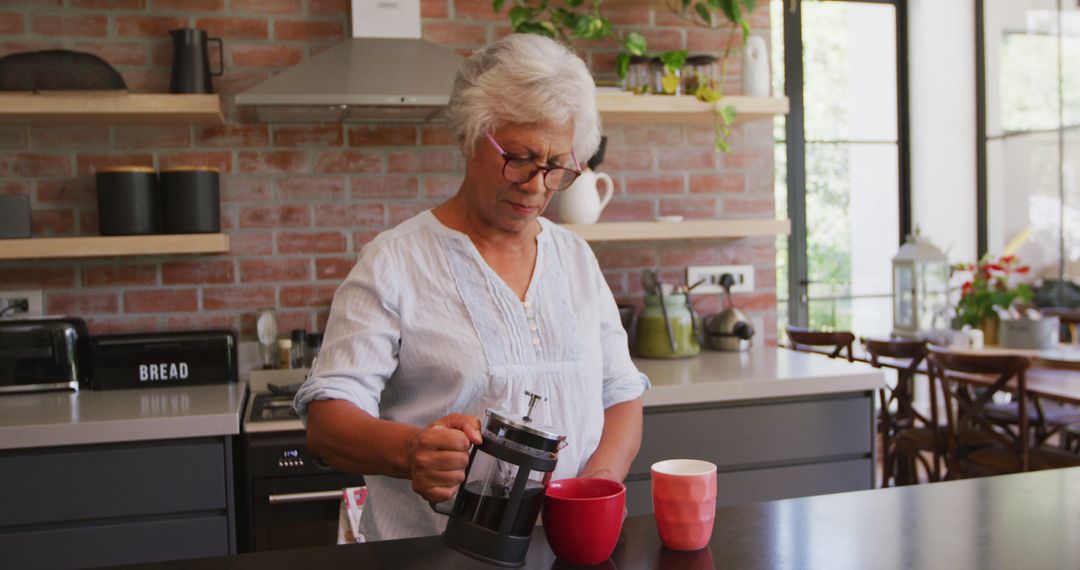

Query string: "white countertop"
[0, 383, 247, 451]
[635, 346, 884, 407]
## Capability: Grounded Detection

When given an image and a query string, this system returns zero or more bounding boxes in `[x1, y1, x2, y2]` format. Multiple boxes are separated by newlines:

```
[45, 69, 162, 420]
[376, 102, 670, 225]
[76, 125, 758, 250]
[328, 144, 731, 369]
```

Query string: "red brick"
[594, 247, 656, 270]
[71, 41, 146, 66]
[348, 125, 417, 147]
[387, 149, 458, 173]
[453, 0, 503, 20]
[605, 8, 652, 26]
[277, 231, 347, 254]
[239, 151, 308, 174]
[115, 125, 191, 149]
[389, 201, 438, 225]
[719, 243, 775, 265]
[421, 0, 448, 18]
[316, 256, 355, 280]
[0, 12, 23, 35]
[422, 174, 459, 198]
[214, 69, 269, 95]
[659, 196, 718, 219]
[0, 40, 63, 59]
[277, 176, 345, 200]
[315, 309, 331, 332]
[351, 175, 418, 198]
[239, 310, 311, 336]
[723, 197, 774, 217]
[157, 151, 231, 173]
[83, 263, 157, 287]
[116, 15, 187, 38]
[202, 285, 275, 310]
[0, 180, 31, 196]
[240, 258, 309, 282]
[687, 29, 738, 53]
[31, 209, 75, 236]
[119, 68, 171, 92]
[602, 148, 654, 172]
[273, 19, 344, 41]
[729, 292, 776, 312]
[352, 231, 378, 250]
[227, 232, 273, 255]
[162, 260, 235, 285]
[623, 173, 684, 195]
[195, 17, 269, 40]
[659, 245, 720, 267]
[618, 125, 683, 147]
[77, 153, 153, 176]
[29, 125, 111, 150]
[87, 316, 159, 336]
[152, 0, 223, 9]
[79, 211, 98, 234]
[12, 154, 71, 177]
[229, 0, 300, 13]
[309, 0, 347, 16]
[273, 125, 342, 147]
[46, 292, 118, 315]
[32, 14, 106, 37]
[72, 0, 146, 8]
[124, 289, 197, 313]
[221, 176, 273, 201]
[314, 204, 384, 226]
[755, 266, 777, 289]
[239, 205, 310, 228]
[196, 124, 269, 147]
[689, 173, 745, 194]
[314, 151, 382, 173]
[422, 22, 486, 46]
[0, 125, 26, 149]
[36, 178, 94, 207]
[165, 314, 237, 331]
[280, 284, 336, 307]
[657, 147, 717, 171]
[230, 44, 303, 68]
[719, 147, 771, 170]
[420, 126, 456, 146]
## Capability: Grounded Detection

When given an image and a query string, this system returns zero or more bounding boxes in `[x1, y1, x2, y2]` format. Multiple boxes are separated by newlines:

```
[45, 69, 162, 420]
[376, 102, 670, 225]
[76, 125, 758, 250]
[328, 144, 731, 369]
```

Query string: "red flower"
[1016, 266, 1030, 274]
[1001, 255, 1016, 264]
[987, 263, 1005, 272]
[962, 281, 974, 295]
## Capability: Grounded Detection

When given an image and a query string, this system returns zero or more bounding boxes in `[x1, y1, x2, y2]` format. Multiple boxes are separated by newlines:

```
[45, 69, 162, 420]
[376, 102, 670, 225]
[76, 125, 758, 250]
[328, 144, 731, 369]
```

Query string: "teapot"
[557, 168, 613, 224]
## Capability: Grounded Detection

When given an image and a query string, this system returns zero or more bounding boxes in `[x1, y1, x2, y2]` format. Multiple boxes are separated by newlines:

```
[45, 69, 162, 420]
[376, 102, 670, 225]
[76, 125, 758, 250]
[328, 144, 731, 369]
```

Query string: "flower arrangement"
[953, 254, 1033, 327]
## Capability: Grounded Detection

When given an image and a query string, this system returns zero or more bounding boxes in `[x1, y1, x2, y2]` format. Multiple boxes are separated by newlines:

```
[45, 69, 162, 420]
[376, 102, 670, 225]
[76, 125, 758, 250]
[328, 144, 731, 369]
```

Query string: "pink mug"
[651, 459, 717, 550]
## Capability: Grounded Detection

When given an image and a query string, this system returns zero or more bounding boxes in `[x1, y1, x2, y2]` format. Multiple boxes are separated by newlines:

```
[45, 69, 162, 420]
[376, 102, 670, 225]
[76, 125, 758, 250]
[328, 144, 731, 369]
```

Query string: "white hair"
[446, 33, 601, 162]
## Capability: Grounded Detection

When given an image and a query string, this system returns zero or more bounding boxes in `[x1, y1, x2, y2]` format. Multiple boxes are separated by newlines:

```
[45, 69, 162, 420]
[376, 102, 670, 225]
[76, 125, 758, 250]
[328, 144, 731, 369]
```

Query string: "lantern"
[892, 231, 950, 339]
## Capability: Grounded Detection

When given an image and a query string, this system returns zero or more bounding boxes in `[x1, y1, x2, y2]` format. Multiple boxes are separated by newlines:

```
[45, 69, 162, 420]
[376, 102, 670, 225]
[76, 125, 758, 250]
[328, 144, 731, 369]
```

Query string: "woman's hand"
[408, 413, 483, 503]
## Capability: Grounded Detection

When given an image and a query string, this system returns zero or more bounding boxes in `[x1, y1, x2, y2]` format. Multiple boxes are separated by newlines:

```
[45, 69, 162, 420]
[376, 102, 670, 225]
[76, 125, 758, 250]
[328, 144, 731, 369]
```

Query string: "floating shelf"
[0, 92, 225, 125]
[597, 93, 789, 125]
[561, 219, 791, 243]
[0, 234, 230, 260]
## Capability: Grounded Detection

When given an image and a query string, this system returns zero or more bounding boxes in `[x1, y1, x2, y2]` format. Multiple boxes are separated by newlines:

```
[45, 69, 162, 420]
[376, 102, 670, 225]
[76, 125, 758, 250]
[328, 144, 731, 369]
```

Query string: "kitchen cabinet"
[0, 92, 224, 125]
[0, 233, 231, 261]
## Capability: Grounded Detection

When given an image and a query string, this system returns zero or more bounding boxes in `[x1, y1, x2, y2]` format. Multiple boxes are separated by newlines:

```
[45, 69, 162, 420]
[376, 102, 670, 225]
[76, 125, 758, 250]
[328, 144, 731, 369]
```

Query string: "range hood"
[235, 0, 463, 123]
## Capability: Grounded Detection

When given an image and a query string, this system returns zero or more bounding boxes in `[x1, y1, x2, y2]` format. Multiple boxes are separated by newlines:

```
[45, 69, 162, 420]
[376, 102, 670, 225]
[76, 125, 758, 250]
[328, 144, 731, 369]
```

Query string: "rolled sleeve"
[591, 253, 650, 409]
[293, 243, 401, 424]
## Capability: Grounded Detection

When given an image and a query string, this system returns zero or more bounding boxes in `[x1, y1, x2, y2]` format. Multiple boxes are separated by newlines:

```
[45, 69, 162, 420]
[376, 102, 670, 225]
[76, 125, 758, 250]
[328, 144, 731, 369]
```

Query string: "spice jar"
[277, 338, 293, 369]
[684, 54, 719, 95]
[624, 55, 651, 94]
[651, 56, 681, 96]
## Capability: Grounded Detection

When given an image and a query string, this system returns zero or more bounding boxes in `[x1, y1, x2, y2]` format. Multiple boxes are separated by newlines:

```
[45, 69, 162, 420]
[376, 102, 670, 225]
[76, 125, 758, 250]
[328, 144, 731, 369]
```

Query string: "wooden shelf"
[0, 234, 230, 260]
[561, 219, 791, 242]
[597, 93, 788, 125]
[0, 92, 225, 125]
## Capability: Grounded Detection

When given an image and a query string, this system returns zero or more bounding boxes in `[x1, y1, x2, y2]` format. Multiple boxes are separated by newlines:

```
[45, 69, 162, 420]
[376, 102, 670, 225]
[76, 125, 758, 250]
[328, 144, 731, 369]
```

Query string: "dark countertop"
[122, 467, 1080, 570]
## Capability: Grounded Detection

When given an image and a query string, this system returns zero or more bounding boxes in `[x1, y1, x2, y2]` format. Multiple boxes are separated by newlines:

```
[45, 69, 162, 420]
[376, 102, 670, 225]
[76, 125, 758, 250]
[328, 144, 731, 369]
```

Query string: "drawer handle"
[267, 490, 342, 505]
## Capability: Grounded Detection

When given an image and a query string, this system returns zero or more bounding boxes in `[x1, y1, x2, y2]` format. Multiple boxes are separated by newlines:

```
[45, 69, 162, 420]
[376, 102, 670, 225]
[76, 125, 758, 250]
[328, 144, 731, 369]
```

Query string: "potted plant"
[953, 254, 1033, 345]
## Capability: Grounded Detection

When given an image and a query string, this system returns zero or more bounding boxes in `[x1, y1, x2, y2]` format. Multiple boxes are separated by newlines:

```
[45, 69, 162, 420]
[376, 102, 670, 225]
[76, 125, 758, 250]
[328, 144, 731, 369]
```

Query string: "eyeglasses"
[484, 132, 582, 191]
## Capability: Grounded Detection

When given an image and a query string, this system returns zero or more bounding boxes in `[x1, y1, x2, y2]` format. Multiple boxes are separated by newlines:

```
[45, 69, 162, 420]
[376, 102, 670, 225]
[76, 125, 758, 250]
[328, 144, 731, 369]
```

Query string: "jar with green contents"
[633, 293, 700, 359]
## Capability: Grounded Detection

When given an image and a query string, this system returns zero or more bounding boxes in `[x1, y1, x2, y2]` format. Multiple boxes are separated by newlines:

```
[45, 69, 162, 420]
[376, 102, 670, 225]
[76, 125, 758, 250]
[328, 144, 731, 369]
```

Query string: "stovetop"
[243, 381, 305, 433]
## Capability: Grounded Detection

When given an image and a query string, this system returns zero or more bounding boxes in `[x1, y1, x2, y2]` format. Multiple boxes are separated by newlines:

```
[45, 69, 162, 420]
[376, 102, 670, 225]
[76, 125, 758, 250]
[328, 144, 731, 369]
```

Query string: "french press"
[433, 391, 565, 567]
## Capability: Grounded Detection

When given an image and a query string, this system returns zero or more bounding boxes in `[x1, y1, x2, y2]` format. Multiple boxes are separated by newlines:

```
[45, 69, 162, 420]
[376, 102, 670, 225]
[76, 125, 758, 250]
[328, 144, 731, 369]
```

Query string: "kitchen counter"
[123, 467, 1080, 570]
[634, 346, 883, 407]
[0, 383, 246, 450]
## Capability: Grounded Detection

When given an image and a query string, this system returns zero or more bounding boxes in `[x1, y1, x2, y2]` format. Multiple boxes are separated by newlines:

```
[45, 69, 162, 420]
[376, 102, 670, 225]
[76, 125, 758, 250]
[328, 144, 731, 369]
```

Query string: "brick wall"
[0, 0, 778, 342]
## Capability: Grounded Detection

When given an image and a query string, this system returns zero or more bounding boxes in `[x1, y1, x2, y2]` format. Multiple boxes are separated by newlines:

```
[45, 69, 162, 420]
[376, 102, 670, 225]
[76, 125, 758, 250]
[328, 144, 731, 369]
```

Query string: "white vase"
[742, 35, 770, 97]
[557, 169, 613, 224]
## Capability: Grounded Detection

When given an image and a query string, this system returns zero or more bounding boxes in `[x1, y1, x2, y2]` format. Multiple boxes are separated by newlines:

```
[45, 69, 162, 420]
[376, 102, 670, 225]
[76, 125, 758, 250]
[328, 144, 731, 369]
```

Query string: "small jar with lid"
[277, 338, 293, 370]
[624, 55, 652, 93]
[650, 56, 682, 96]
[683, 54, 719, 95]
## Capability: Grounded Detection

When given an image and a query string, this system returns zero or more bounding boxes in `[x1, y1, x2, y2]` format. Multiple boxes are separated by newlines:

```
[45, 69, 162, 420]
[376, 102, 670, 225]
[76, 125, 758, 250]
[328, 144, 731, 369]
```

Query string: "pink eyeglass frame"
[484, 132, 582, 187]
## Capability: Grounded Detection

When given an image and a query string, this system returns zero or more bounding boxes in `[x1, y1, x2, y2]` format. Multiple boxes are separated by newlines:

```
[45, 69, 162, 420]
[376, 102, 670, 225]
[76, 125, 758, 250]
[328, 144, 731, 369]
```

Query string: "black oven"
[239, 430, 364, 552]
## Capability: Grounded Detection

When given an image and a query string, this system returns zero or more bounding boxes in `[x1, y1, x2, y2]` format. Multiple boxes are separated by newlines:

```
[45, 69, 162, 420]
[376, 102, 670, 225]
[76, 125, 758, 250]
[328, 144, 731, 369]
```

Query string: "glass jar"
[625, 55, 651, 94]
[633, 293, 700, 358]
[650, 56, 682, 96]
[684, 54, 719, 95]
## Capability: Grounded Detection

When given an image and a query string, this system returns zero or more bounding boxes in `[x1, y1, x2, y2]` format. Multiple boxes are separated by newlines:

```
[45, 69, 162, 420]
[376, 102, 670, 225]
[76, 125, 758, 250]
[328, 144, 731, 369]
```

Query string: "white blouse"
[294, 210, 649, 541]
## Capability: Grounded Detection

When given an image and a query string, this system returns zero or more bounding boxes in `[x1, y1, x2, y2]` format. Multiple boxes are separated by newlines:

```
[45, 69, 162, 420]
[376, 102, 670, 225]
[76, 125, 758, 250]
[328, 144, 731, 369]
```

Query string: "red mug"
[542, 478, 626, 566]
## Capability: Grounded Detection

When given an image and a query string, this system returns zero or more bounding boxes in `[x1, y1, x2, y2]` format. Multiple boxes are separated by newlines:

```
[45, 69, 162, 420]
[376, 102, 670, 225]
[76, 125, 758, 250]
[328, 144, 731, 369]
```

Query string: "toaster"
[0, 317, 90, 394]
[90, 329, 238, 390]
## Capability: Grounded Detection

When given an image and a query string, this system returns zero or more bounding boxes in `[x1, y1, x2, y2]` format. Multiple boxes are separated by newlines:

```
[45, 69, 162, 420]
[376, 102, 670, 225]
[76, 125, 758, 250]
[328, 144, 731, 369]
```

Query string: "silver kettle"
[703, 274, 755, 351]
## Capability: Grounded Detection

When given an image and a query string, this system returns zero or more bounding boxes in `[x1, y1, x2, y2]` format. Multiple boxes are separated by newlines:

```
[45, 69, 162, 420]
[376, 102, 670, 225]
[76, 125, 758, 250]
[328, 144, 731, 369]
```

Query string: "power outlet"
[0, 290, 43, 317]
[686, 266, 755, 294]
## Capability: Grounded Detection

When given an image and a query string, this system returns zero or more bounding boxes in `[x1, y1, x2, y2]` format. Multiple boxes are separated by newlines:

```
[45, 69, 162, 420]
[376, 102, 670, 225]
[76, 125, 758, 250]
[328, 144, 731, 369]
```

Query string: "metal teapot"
[703, 274, 754, 351]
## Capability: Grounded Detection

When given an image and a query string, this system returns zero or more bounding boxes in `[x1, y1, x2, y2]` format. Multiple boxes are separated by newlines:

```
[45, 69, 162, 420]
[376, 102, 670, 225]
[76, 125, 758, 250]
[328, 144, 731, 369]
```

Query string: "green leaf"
[563, 0, 584, 6]
[573, 14, 608, 40]
[694, 2, 712, 25]
[553, 8, 578, 28]
[659, 49, 687, 73]
[509, 6, 530, 30]
[615, 52, 630, 80]
[517, 21, 557, 38]
[623, 31, 647, 56]
[716, 0, 738, 22]
[742, 0, 756, 13]
[492, 0, 505, 14]
[739, 19, 751, 43]
[720, 104, 737, 125]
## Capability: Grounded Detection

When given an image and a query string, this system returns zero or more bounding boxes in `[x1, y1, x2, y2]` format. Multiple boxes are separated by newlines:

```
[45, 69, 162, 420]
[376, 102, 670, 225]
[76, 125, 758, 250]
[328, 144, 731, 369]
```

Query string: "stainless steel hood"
[234, 38, 463, 123]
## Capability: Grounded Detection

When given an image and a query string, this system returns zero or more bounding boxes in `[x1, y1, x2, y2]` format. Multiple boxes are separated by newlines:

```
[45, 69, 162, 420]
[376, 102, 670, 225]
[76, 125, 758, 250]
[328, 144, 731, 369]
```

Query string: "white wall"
[908, 0, 978, 264]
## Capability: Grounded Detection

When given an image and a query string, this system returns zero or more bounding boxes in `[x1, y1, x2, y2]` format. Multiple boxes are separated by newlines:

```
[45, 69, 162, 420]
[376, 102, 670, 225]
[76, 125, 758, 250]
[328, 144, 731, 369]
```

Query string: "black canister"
[96, 166, 158, 236]
[159, 166, 221, 234]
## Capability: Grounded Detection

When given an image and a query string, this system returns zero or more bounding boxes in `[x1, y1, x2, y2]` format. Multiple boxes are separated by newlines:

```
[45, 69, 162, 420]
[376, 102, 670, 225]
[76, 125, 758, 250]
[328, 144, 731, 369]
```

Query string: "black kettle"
[169, 28, 223, 94]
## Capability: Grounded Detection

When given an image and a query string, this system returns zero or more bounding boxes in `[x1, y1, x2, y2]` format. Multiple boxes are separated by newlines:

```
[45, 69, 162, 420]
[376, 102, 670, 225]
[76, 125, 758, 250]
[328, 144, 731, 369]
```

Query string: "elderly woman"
[294, 33, 649, 541]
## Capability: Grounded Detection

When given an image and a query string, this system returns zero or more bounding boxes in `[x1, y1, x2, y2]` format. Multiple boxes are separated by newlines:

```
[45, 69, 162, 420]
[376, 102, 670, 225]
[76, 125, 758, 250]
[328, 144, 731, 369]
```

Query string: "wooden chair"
[929, 346, 1080, 478]
[861, 337, 935, 486]
[785, 326, 856, 362]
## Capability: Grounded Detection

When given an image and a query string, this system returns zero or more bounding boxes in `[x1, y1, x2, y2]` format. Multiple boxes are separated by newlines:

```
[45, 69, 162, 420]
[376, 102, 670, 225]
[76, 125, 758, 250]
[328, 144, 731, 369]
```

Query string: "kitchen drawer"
[0, 438, 227, 527]
[625, 458, 873, 516]
[0, 514, 229, 569]
[629, 395, 872, 476]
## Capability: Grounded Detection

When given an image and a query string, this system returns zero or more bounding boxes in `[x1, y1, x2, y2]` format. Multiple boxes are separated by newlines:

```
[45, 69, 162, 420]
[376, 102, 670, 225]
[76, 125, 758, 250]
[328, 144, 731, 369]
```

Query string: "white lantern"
[892, 232, 950, 339]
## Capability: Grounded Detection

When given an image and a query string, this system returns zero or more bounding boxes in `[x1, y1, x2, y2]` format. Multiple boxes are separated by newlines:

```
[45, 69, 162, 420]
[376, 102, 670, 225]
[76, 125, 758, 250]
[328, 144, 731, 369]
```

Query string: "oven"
[239, 387, 364, 552]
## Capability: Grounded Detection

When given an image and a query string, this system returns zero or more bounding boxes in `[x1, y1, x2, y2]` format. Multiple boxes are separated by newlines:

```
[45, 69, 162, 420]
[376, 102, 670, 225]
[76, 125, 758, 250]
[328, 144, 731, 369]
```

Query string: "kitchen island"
[0, 383, 246, 569]
[125, 466, 1080, 570]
